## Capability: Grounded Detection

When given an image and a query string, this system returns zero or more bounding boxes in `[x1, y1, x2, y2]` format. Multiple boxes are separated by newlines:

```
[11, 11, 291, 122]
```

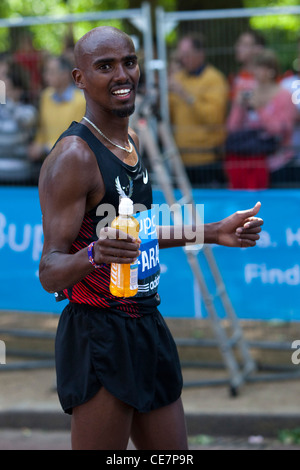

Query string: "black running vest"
[54, 121, 160, 317]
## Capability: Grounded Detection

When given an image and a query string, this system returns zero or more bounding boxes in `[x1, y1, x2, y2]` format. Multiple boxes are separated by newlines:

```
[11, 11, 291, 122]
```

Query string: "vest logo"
[143, 170, 148, 185]
[115, 175, 133, 198]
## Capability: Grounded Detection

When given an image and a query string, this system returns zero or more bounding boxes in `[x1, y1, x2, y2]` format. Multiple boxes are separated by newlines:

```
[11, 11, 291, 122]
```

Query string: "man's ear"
[72, 68, 85, 89]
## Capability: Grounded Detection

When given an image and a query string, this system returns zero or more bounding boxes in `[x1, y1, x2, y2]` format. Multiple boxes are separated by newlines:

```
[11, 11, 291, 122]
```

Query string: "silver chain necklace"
[83, 116, 133, 154]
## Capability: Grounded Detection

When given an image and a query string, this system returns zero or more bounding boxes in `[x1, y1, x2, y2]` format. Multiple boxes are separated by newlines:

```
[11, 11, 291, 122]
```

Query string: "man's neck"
[84, 110, 131, 145]
[187, 63, 206, 76]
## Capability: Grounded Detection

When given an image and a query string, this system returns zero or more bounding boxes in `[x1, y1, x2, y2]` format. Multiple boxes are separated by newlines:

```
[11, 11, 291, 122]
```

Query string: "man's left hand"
[217, 201, 263, 248]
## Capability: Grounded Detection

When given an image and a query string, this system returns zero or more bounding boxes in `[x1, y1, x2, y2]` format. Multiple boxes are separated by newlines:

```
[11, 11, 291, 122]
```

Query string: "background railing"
[1, 5, 300, 188]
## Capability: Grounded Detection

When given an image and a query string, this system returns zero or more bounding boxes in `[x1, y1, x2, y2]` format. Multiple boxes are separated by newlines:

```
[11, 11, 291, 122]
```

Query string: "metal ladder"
[136, 114, 256, 396]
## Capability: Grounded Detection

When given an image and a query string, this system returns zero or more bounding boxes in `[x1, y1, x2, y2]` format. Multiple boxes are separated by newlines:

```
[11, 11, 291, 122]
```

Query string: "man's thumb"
[237, 201, 261, 218]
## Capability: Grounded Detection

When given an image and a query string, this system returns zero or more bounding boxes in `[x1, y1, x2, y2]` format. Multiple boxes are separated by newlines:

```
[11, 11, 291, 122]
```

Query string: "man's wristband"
[87, 241, 103, 269]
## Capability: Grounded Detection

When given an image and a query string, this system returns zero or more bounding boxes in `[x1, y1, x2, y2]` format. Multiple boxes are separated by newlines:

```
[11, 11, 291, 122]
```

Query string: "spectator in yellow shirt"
[29, 55, 86, 163]
[168, 34, 229, 186]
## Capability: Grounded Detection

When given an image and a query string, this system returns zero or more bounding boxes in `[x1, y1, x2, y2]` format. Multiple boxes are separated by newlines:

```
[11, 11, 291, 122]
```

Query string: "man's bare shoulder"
[38, 134, 103, 210]
[39, 135, 98, 186]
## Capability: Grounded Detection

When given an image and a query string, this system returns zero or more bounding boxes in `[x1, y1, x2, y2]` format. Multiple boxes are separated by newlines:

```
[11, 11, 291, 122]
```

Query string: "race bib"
[134, 208, 160, 297]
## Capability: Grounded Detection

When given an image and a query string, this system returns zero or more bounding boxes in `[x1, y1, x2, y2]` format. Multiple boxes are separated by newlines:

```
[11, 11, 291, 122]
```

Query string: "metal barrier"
[1, 5, 300, 188]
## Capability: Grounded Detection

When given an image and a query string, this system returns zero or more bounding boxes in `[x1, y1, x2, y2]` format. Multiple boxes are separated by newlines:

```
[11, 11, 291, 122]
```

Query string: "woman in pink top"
[225, 49, 297, 189]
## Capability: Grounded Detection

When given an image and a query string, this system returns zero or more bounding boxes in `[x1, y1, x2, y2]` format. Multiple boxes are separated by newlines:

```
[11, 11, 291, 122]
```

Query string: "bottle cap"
[119, 197, 134, 215]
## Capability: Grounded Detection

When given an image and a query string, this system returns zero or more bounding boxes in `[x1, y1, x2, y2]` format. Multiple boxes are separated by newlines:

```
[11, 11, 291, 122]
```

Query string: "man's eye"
[99, 64, 111, 70]
[126, 60, 137, 67]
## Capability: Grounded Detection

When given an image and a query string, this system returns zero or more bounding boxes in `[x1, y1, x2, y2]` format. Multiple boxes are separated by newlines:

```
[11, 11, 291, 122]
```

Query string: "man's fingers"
[236, 222, 263, 234]
[99, 238, 140, 251]
[236, 233, 260, 241]
[236, 227, 262, 235]
[99, 227, 140, 243]
[95, 228, 141, 265]
[101, 244, 140, 257]
[243, 216, 264, 227]
[239, 239, 257, 248]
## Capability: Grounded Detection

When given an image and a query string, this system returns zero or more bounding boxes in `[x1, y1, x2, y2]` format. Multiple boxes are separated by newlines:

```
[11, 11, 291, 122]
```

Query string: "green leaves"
[278, 427, 300, 445]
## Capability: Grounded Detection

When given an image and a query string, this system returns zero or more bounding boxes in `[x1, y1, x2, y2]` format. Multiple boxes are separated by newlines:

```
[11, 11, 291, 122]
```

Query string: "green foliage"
[188, 434, 215, 446]
[244, 0, 300, 36]
[242, 0, 300, 72]
[0, 0, 132, 54]
[0, 1, 178, 54]
[244, 0, 299, 7]
[278, 427, 300, 445]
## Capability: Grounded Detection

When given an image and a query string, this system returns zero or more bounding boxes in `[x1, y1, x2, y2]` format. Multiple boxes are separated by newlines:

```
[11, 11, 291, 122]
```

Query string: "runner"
[38, 26, 263, 450]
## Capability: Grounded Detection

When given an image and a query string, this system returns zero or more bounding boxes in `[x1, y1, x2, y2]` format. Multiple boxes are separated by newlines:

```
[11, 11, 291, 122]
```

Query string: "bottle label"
[111, 263, 121, 288]
[130, 262, 138, 290]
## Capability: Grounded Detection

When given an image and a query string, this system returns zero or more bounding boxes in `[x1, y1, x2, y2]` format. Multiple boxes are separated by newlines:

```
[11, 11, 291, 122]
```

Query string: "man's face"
[75, 33, 140, 118]
[176, 38, 204, 74]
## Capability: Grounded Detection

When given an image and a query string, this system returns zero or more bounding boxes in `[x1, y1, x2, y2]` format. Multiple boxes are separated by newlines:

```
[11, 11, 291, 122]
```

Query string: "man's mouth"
[112, 88, 132, 99]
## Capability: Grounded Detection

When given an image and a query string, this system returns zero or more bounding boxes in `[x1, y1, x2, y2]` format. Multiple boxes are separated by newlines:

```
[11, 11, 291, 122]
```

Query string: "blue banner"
[0, 187, 299, 321]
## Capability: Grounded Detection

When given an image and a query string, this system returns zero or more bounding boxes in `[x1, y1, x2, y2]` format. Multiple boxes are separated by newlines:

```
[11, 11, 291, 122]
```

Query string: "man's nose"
[115, 64, 128, 81]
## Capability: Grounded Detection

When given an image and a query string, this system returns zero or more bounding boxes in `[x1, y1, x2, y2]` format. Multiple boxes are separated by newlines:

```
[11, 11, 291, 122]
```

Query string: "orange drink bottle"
[109, 197, 140, 298]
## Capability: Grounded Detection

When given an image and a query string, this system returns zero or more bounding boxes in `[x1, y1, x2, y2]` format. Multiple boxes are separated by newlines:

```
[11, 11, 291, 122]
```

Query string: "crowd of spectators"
[168, 30, 300, 189]
[0, 30, 85, 185]
[0, 28, 300, 189]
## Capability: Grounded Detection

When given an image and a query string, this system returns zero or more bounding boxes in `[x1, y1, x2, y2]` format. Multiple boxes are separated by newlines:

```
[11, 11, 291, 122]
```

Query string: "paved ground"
[0, 429, 299, 450]
[0, 311, 300, 450]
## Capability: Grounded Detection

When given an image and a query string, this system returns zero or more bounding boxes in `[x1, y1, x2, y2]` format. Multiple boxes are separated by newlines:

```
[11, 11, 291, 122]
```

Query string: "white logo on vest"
[115, 175, 133, 198]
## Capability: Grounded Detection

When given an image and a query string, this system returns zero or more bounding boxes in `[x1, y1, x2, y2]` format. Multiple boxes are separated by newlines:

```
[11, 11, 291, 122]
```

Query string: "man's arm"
[38, 139, 140, 293]
[157, 202, 263, 249]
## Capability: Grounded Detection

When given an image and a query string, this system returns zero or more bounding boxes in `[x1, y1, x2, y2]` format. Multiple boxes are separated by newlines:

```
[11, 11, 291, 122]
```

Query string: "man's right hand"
[94, 227, 141, 265]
